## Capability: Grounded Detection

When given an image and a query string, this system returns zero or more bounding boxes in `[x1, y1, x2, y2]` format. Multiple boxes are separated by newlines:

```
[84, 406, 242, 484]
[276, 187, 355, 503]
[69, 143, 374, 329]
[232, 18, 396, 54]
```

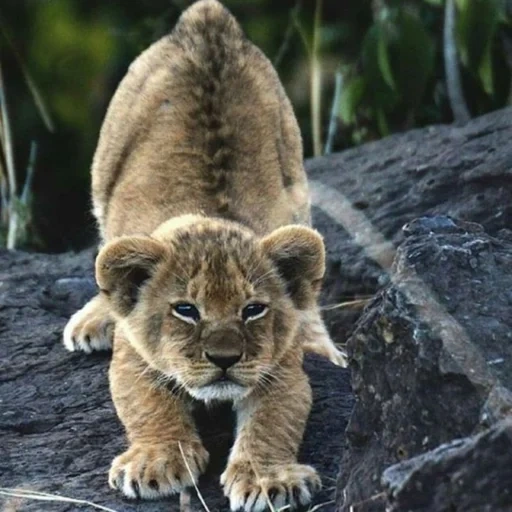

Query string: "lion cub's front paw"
[221, 461, 321, 511]
[63, 297, 114, 353]
[109, 441, 209, 499]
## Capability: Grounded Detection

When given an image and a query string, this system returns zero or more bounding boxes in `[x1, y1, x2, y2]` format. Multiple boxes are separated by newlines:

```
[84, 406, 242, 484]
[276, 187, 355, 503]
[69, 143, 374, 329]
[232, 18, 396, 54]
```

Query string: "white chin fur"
[188, 381, 249, 402]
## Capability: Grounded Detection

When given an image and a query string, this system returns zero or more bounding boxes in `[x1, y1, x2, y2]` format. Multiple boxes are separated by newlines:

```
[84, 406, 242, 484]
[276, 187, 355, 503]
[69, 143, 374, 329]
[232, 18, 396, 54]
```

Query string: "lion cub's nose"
[205, 352, 241, 370]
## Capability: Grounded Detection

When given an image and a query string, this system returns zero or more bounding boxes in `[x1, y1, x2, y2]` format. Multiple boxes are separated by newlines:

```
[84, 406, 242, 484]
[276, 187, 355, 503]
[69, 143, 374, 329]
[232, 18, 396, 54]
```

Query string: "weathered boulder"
[382, 418, 512, 512]
[336, 216, 512, 511]
[308, 107, 512, 344]
[0, 249, 353, 512]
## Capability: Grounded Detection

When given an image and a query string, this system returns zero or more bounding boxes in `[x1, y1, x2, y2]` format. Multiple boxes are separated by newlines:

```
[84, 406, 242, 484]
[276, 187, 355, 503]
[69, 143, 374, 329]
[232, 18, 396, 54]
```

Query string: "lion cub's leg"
[221, 356, 320, 512]
[109, 337, 209, 499]
[63, 293, 114, 353]
[300, 308, 348, 367]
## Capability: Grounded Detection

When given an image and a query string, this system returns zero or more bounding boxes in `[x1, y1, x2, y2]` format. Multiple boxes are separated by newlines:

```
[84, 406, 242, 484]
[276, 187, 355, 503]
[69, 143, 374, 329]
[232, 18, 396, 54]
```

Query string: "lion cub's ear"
[260, 226, 325, 309]
[95, 236, 169, 317]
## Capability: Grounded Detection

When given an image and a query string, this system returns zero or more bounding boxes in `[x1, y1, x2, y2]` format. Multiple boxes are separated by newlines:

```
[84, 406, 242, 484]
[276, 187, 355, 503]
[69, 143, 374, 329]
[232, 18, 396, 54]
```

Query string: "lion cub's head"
[96, 216, 324, 401]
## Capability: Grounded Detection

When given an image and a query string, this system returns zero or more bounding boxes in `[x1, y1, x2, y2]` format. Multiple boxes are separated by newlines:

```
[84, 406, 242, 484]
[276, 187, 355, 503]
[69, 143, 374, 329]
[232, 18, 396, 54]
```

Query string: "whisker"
[250, 268, 277, 288]
[245, 256, 265, 284]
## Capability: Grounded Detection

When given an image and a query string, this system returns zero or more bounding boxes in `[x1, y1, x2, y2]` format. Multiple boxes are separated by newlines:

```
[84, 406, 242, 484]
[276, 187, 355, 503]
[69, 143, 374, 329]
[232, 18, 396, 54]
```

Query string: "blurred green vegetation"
[0, 0, 510, 251]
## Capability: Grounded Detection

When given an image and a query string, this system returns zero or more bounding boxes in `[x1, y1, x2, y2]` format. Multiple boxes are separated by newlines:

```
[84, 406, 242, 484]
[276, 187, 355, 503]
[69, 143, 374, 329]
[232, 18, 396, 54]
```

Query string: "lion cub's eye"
[172, 303, 200, 324]
[242, 303, 268, 322]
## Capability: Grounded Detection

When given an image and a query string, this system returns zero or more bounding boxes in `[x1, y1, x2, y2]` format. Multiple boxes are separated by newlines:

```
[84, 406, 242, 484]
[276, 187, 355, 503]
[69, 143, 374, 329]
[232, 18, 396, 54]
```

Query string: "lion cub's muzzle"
[202, 326, 244, 382]
[184, 326, 250, 402]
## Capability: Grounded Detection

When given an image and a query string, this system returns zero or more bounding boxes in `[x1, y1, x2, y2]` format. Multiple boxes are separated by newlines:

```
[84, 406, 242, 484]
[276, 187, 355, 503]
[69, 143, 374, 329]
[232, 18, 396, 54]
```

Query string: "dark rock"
[0, 249, 353, 511]
[382, 419, 512, 512]
[308, 108, 512, 345]
[336, 216, 512, 511]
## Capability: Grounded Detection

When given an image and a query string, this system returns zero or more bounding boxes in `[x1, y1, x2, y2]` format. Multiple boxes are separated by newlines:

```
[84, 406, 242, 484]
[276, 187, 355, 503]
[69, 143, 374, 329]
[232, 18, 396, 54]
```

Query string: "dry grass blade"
[0, 156, 8, 226]
[292, 0, 322, 156]
[348, 491, 386, 511]
[0, 61, 16, 197]
[178, 441, 211, 512]
[0, 61, 19, 249]
[0, 16, 55, 132]
[0, 488, 120, 512]
[291, 11, 311, 58]
[324, 71, 343, 155]
[443, 0, 470, 124]
[308, 500, 335, 511]
[273, 0, 303, 68]
[311, 0, 323, 157]
[20, 141, 37, 205]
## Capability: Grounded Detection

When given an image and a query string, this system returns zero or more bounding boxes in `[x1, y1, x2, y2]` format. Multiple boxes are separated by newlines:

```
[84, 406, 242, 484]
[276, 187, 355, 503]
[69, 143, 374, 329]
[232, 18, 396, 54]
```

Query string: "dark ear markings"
[260, 226, 325, 309]
[272, 254, 302, 298]
[123, 266, 153, 310]
[96, 236, 169, 317]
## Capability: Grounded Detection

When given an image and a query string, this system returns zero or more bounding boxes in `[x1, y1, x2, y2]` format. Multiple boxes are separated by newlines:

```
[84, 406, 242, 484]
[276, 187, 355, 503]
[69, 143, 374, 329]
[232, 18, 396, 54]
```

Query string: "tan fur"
[63, 1, 346, 510]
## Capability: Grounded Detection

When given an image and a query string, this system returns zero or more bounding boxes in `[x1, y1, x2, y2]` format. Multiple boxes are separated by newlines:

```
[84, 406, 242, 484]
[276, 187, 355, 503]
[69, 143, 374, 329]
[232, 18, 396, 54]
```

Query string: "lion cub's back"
[92, 0, 310, 241]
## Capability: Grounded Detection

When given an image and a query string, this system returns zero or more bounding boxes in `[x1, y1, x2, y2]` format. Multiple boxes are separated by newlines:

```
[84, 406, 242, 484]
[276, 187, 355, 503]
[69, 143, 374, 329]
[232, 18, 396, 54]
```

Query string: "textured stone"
[383, 419, 512, 512]
[336, 216, 512, 511]
[308, 107, 512, 345]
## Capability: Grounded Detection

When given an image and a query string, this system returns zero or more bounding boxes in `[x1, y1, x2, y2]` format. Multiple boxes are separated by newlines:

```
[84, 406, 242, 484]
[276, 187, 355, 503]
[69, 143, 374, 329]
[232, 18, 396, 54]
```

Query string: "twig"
[311, 0, 323, 157]
[324, 71, 343, 155]
[274, 0, 303, 69]
[443, 0, 470, 124]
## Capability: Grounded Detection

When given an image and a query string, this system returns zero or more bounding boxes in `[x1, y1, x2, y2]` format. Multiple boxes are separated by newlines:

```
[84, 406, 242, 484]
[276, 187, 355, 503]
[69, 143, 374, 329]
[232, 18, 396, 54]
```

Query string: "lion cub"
[63, 1, 346, 510]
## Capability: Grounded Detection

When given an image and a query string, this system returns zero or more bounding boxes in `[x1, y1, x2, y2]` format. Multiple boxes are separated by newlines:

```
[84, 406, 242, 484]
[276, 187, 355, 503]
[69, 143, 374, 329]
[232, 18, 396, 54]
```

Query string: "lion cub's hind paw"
[328, 346, 349, 368]
[109, 442, 209, 500]
[303, 339, 349, 368]
[63, 298, 114, 353]
[221, 462, 321, 512]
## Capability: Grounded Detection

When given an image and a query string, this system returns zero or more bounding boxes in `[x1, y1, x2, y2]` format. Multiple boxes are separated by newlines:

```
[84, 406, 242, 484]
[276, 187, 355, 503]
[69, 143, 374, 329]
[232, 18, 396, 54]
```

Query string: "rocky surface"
[309, 107, 512, 344]
[0, 249, 353, 511]
[383, 418, 512, 512]
[336, 216, 512, 511]
[2, 107, 512, 512]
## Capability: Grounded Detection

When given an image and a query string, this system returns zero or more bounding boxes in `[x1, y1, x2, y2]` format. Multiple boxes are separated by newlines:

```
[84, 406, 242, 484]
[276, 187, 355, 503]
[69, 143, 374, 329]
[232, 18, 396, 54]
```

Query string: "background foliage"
[0, 0, 510, 251]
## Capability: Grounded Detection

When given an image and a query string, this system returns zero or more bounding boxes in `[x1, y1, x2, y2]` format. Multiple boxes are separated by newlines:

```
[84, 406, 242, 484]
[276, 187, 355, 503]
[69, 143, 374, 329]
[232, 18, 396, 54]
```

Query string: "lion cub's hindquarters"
[63, 0, 346, 367]
[92, 0, 310, 241]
